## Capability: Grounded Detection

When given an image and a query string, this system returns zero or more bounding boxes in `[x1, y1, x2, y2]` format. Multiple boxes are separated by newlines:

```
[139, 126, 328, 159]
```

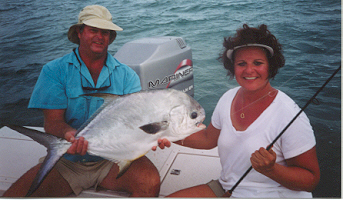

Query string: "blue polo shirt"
[28, 48, 141, 162]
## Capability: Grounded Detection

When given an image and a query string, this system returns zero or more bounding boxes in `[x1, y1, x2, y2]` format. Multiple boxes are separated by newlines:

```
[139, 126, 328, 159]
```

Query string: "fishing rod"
[222, 65, 341, 197]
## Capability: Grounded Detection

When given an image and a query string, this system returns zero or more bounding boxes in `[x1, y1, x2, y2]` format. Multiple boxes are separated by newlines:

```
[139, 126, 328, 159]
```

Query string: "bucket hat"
[68, 5, 123, 44]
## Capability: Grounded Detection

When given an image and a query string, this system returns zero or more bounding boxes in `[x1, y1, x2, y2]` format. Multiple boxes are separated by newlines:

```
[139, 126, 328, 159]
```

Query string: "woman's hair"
[219, 24, 285, 79]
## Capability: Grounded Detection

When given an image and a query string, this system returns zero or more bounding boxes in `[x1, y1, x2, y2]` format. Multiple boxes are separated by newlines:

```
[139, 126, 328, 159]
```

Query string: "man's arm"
[43, 109, 88, 155]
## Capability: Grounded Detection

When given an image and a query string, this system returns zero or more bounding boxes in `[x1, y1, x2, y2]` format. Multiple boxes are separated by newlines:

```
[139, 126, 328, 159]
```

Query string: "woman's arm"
[154, 122, 220, 151]
[175, 122, 220, 149]
[43, 109, 88, 155]
[250, 146, 320, 192]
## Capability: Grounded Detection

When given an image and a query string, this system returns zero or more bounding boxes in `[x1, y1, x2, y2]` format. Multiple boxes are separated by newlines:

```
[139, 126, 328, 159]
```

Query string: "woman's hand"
[250, 146, 320, 192]
[64, 130, 88, 155]
[250, 147, 277, 174]
[152, 138, 171, 151]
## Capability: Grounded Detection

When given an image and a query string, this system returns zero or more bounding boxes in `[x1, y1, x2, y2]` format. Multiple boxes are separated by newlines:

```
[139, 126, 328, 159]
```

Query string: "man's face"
[78, 25, 111, 56]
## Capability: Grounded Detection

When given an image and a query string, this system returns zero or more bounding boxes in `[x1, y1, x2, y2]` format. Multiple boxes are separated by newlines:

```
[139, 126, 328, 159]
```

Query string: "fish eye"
[190, 112, 198, 119]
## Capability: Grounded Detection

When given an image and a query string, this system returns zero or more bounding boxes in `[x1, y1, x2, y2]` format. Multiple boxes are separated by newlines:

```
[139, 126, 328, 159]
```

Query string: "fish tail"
[5, 125, 70, 197]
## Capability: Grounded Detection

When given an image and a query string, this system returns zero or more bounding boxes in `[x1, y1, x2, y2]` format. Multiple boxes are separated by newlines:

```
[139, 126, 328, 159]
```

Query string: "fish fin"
[81, 93, 121, 102]
[26, 146, 67, 197]
[139, 121, 169, 134]
[116, 161, 133, 179]
[6, 125, 70, 197]
[6, 124, 64, 147]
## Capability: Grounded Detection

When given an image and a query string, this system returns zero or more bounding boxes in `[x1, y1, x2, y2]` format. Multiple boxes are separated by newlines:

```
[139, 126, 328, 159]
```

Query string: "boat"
[0, 37, 222, 197]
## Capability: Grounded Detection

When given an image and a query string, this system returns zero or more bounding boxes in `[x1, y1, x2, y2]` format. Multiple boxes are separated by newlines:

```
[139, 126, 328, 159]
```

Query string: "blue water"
[0, 0, 341, 197]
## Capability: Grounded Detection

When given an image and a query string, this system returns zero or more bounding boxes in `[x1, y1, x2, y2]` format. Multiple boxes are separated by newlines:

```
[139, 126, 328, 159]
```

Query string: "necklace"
[240, 94, 245, 118]
[239, 89, 277, 119]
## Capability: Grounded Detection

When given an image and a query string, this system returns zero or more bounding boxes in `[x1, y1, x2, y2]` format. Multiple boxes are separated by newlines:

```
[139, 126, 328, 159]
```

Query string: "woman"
[164, 24, 320, 198]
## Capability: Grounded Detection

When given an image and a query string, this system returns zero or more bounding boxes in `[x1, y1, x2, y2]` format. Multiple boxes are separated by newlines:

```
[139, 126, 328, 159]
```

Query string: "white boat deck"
[0, 126, 221, 197]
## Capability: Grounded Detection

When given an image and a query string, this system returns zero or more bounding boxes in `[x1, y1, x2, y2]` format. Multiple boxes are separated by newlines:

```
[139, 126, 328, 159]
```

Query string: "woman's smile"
[234, 47, 270, 93]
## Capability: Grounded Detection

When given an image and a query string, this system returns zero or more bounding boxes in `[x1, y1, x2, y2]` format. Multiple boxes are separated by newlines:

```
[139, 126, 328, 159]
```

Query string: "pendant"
[240, 113, 245, 119]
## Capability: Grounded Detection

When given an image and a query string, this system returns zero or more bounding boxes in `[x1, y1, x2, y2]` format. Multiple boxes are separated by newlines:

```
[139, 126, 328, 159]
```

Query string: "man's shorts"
[206, 179, 226, 197]
[40, 157, 114, 195]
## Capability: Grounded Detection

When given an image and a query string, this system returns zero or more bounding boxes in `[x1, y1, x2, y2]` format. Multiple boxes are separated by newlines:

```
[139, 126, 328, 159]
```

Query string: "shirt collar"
[70, 48, 120, 88]
[71, 47, 120, 72]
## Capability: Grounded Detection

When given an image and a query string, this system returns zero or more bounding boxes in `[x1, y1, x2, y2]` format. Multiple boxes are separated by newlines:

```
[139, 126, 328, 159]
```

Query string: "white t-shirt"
[212, 87, 316, 198]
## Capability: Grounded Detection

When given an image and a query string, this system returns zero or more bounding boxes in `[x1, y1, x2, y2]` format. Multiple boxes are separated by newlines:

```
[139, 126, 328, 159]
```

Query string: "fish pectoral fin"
[116, 161, 132, 179]
[139, 121, 169, 134]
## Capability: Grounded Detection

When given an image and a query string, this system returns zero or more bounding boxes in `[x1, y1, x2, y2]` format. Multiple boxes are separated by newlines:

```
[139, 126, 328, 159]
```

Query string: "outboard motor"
[114, 37, 194, 96]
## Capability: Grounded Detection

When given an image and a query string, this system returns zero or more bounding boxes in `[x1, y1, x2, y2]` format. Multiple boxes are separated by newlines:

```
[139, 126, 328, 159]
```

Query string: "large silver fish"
[7, 89, 206, 196]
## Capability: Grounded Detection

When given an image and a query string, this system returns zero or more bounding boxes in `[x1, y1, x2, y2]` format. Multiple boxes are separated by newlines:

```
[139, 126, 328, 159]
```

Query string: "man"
[3, 5, 160, 197]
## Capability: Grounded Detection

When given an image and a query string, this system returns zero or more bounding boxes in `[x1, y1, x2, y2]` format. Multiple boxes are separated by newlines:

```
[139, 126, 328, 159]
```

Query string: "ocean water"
[0, 0, 340, 197]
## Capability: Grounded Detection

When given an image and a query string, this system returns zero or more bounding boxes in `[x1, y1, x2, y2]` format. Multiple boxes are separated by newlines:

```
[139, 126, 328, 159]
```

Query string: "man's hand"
[64, 130, 88, 155]
[152, 138, 171, 151]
